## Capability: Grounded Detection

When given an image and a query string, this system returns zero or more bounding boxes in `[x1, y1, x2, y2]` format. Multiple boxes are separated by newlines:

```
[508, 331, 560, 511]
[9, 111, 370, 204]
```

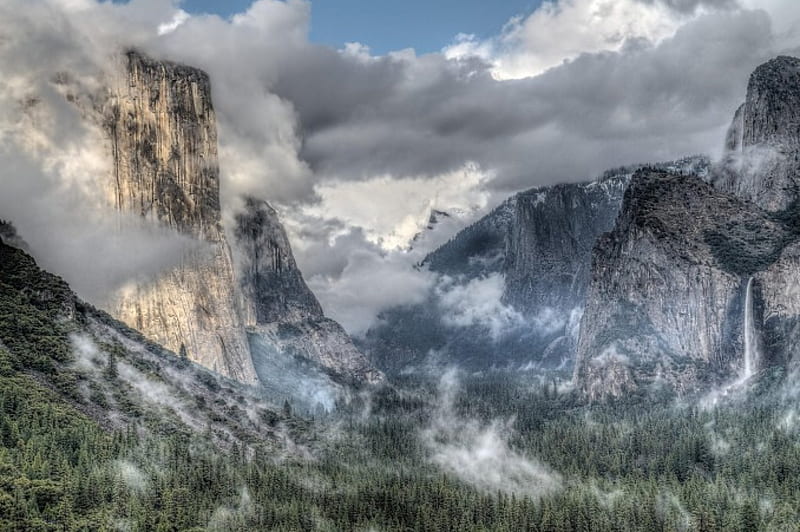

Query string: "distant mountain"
[362, 156, 710, 374]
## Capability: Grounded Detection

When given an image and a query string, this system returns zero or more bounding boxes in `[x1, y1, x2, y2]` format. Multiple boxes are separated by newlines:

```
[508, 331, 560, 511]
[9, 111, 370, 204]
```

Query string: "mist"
[421, 370, 562, 498]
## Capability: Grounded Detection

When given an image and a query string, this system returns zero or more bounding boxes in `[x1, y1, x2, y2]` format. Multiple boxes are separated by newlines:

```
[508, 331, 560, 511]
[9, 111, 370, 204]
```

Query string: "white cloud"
[436, 274, 526, 340]
[305, 163, 492, 251]
[421, 370, 563, 498]
[157, 9, 189, 35]
[445, 0, 694, 79]
[306, 243, 436, 335]
[113, 460, 149, 494]
[444, 0, 748, 80]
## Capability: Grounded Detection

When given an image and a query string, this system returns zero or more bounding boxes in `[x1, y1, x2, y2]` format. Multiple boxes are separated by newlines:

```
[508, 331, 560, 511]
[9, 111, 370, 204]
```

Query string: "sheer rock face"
[234, 198, 384, 384]
[364, 158, 708, 374]
[504, 175, 629, 316]
[105, 51, 222, 239]
[755, 241, 800, 370]
[716, 56, 800, 212]
[102, 51, 257, 384]
[573, 171, 792, 399]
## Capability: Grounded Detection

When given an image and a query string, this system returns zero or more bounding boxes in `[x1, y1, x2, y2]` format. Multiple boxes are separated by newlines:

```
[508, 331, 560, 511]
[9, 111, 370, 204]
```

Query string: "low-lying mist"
[420, 369, 563, 498]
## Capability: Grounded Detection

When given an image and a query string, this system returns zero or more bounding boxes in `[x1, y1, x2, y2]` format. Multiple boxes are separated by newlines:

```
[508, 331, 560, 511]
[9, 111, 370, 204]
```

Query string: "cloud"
[446, 0, 693, 80]
[421, 370, 562, 498]
[304, 163, 492, 250]
[304, 235, 437, 335]
[207, 488, 255, 531]
[436, 274, 527, 340]
[294, 9, 778, 198]
[113, 460, 149, 494]
[1, 0, 799, 337]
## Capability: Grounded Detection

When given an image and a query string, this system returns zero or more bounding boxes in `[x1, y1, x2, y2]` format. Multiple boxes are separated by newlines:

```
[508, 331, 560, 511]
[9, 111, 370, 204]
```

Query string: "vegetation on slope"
[2, 237, 799, 531]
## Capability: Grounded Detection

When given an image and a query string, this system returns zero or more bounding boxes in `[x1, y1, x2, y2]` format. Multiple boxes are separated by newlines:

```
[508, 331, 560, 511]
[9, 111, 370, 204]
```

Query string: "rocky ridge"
[234, 198, 383, 385]
[575, 56, 800, 399]
[364, 157, 709, 373]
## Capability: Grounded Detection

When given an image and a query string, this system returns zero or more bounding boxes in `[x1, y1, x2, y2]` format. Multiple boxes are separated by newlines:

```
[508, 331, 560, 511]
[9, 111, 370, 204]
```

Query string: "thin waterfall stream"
[743, 276, 758, 379]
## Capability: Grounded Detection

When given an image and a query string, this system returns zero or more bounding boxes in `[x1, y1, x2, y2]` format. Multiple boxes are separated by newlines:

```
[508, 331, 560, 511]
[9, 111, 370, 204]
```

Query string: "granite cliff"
[575, 56, 800, 399]
[572, 171, 792, 399]
[102, 51, 256, 383]
[86, 50, 379, 393]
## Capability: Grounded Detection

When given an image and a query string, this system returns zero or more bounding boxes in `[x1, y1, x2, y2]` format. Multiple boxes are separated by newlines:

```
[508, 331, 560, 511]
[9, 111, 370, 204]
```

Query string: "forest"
[0, 239, 797, 531]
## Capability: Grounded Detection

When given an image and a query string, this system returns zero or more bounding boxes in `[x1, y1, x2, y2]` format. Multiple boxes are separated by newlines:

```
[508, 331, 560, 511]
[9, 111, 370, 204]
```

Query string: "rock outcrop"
[364, 157, 709, 374]
[101, 51, 256, 383]
[715, 56, 800, 212]
[234, 198, 383, 384]
[574, 56, 800, 399]
[572, 171, 793, 399]
[0, 220, 30, 252]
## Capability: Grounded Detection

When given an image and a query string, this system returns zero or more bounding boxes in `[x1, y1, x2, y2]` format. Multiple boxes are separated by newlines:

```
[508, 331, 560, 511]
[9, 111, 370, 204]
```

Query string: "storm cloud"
[1, 0, 799, 334]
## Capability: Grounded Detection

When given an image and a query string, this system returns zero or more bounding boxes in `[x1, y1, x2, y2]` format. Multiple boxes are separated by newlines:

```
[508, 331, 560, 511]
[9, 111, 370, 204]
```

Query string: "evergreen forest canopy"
[0, 238, 797, 531]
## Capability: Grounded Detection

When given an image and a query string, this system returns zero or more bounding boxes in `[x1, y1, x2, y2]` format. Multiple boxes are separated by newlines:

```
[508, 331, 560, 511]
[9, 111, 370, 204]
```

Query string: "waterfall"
[743, 276, 758, 379]
[738, 106, 745, 153]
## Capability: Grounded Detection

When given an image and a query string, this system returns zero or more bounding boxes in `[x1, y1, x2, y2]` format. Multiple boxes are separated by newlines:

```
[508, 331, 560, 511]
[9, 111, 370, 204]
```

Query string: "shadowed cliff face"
[234, 198, 323, 325]
[716, 56, 800, 212]
[574, 56, 800, 400]
[573, 169, 800, 400]
[504, 176, 629, 315]
[363, 157, 708, 374]
[102, 51, 257, 384]
[234, 198, 384, 385]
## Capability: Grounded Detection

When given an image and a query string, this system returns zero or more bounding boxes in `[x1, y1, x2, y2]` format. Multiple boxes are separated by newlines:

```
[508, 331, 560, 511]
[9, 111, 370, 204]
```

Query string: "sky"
[170, 0, 542, 54]
[3, 0, 800, 336]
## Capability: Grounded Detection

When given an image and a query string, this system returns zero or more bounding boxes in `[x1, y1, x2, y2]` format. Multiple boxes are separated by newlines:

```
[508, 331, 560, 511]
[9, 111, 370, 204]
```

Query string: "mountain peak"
[715, 55, 800, 212]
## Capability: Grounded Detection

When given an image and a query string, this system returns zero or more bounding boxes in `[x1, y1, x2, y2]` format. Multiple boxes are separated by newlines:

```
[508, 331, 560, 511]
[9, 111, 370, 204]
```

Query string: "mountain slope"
[575, 56, 800, 399]
[363, 157, 709, 373]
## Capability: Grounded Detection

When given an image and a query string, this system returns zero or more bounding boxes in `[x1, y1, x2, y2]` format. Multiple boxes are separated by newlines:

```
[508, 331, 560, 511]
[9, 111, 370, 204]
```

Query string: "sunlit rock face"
[102, 51, 257, 383]
[715, 56, 800, 212]
[234, 198, 384, 385]
[573, 170, 792, 400]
